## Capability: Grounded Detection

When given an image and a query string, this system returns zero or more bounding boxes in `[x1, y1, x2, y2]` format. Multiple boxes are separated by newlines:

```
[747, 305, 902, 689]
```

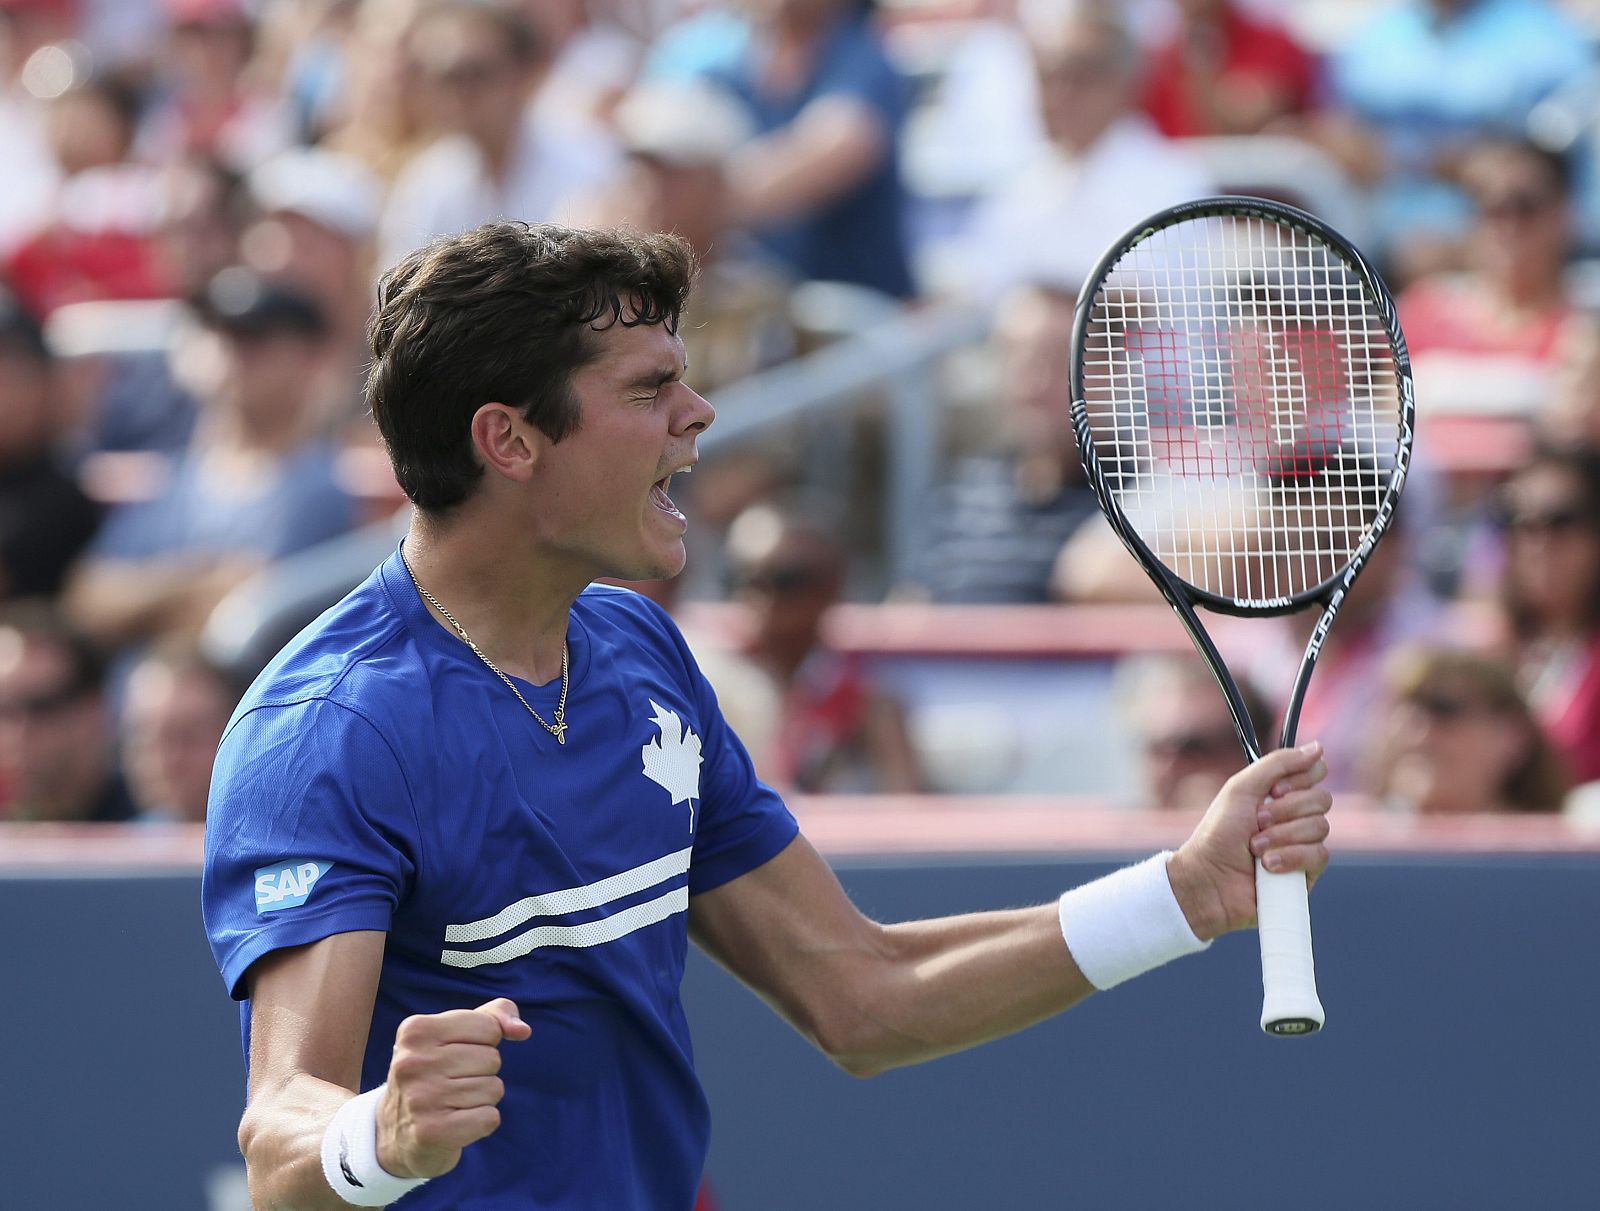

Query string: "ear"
[469, 403, 539, 485]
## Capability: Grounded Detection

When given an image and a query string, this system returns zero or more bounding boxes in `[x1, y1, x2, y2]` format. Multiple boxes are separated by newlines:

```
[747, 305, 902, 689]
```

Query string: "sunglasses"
[1404, 692, 1500, 723]
[0, 683, 92, 720]
[428, 58, 515, 89]
[1475, 191, 1558, 222]
[735, 565, 828, 595]
[1144, 731, 1237, 759]
[1496, 504, 1594, 536]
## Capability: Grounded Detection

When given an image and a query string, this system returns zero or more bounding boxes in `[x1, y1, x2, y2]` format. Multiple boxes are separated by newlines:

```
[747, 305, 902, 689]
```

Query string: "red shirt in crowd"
[1141, 3, 1319, 138]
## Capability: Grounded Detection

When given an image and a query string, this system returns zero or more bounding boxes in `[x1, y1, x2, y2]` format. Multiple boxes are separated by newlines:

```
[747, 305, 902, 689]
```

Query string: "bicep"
[245, 930, 387, 1098]
[688, 835, 885, 1036]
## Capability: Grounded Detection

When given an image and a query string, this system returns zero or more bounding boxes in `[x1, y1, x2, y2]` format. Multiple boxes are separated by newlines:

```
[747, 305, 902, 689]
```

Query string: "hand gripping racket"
[1068, 196, 1413, 1035]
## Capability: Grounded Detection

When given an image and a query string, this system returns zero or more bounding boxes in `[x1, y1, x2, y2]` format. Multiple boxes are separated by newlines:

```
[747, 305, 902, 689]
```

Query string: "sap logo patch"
[254, 861, 333, 913]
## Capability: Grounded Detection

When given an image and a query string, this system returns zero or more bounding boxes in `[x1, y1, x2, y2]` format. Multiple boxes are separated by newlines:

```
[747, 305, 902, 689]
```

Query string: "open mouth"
[650, 462, 693, 520]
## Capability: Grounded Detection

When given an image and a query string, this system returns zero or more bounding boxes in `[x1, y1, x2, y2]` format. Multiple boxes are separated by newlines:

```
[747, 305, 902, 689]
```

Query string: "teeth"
[675, 464, 693, 474]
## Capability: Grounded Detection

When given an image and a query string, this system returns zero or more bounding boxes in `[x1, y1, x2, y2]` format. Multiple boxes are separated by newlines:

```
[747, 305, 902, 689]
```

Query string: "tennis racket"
[1068, 196, 1413, 1035]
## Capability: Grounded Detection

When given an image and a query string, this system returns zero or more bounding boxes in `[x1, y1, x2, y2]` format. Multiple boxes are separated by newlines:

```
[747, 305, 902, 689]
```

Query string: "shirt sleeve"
[810, 24, 907, 127]
[202, 697, 420, 999]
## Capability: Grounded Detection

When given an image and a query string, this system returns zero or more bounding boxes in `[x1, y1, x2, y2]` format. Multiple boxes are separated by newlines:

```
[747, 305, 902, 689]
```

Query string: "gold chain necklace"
[401, 553, 570, 745]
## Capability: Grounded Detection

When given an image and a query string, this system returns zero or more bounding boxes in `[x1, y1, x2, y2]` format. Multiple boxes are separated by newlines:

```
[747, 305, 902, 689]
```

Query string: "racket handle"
[1256, 862, 1325, 1036]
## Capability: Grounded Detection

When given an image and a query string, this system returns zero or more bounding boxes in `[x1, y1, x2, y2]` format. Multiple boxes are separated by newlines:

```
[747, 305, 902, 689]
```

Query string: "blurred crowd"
[3, 0, 1600, 826]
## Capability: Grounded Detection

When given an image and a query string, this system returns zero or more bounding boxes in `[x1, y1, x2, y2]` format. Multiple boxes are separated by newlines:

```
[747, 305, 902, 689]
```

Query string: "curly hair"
[366, 222, 697, 513]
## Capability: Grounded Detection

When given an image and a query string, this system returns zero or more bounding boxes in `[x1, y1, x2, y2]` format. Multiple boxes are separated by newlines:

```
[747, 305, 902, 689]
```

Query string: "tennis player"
[201, 222, 1331, 1210]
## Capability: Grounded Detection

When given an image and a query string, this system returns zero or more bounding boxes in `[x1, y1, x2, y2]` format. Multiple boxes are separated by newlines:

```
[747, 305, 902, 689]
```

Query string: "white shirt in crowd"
[955, 115, 1214, 301]
[378, 112, 622, 270]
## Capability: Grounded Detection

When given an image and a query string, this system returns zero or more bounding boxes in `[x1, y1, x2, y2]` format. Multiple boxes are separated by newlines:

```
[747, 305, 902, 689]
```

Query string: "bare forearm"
[726, 100, 884, 226]
[65, 557, 256, 644]
[822, 905, 1090, 1076]
[238, 1074, 355, 1211]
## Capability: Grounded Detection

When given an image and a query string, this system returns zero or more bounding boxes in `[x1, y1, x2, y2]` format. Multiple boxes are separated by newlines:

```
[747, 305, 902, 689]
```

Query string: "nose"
[679, 385, 715, 435]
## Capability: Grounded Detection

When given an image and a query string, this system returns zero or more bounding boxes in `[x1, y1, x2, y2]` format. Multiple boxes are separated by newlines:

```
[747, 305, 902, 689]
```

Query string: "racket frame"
[1068, 195, 1414, 1034]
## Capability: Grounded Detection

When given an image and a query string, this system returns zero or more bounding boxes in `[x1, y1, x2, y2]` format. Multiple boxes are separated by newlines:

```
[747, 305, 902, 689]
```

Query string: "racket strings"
[1080, 213, 1401, 604]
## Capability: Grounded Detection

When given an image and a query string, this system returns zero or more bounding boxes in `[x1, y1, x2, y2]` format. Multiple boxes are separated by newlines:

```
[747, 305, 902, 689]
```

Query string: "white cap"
[248, 148, 383, 240]
[613, 82, 754, 167]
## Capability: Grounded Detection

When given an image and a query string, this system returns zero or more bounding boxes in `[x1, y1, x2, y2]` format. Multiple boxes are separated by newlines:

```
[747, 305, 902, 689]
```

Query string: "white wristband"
[320, 1084, 432, 1207]
[1058, 852, 1211, 990]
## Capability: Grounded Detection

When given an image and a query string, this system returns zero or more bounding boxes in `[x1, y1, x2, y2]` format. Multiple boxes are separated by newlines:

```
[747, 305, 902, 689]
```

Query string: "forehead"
[1508, 463, 1585, 505]
[1464, 149, 1558, 193]
[584, 318, 686, 377]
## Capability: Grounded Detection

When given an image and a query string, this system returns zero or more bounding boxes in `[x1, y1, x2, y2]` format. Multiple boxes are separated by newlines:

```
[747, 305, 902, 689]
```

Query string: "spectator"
[522, 0, 643, 135]
[916, 283, 1099, 603]
[952, 8, 1212, 301]
[319, 0, 429, 184]
[70, 153, 253, 458]
[140, 0, 293, 170]
[0, 600, 134, 821]
[243, 146, 384, 425]
[377, 0, 619, 268]
[1322, 0, 1591, 275]
[1115, 653, 1273, 811]
[120, 638, 239, 822]
[1495, 444, 1600, 784]
[1399, 139, 1581, 380]
[722, 500, 922, 793]
[1366, 645, 1566, 813]
[6, 70, 171, 317]
[0, 0, 76, 254]
[1139, 0, 1319, 139]
[64, 269, 359, 650]
[1539, 309, 1600, 450]
[582, 80, 796, 393]
[0, 291, 102, 600]
[650, 0, 915, 299]
[155, 153, 253, 300]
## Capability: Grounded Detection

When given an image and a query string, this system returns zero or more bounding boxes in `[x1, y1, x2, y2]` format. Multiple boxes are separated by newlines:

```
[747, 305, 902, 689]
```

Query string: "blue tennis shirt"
[202, 547, 799, 1209]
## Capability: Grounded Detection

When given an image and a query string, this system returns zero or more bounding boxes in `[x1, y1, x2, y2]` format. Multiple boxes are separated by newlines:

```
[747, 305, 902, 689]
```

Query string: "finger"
[443, 1075, 506, 1110]
[398, 1008, 510, 1048]
[1250, 814, 1330, 858]
[1227, 742, 1323, 799]
[473, 998, 532, 1042]
[1256, 840, 1329, 875]
[411, 1105, 502, 1152]
[448, 1105, 503, 1146]
[1257, 787, 1333, 828]
[1267, 759, 1330, 799]
[427, 1041, 506, 1077]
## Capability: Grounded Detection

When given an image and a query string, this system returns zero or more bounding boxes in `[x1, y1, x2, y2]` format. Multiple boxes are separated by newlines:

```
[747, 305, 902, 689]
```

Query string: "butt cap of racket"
[1257, 863, 1325, 1036]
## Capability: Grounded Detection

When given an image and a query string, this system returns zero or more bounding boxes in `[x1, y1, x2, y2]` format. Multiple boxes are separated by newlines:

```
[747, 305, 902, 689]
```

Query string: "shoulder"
[814, 17, 902, 101]
[225, 564, 423, 745]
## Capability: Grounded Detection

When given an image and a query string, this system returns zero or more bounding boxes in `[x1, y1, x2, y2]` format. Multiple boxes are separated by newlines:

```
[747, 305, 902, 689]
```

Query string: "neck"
[1497, 269, 1565, 313]
[402, 510, 578, 685]
[203, 400, 318, 456]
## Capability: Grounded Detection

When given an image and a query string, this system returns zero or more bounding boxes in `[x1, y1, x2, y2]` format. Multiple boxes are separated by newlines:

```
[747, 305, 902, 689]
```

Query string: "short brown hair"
[366, 222, 696, 512]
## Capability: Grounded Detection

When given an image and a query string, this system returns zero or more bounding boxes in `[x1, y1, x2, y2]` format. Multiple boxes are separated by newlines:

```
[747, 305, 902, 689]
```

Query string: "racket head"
[1069, 196, 1413, 620]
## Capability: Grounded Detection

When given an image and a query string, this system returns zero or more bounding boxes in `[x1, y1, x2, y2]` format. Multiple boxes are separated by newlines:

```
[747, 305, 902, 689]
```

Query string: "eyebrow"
[624, 358, 689, 391]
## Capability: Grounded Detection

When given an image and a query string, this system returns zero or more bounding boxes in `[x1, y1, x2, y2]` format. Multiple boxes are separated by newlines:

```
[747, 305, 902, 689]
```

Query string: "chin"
[613, 540, 686, 584]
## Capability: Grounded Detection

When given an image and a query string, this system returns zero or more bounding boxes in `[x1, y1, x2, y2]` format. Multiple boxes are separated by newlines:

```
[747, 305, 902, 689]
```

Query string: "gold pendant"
[552, 720, 568, 745]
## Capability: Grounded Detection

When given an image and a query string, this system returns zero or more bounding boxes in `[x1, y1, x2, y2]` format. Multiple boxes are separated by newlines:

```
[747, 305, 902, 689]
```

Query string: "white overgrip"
[1256, 861, 1325, 1035]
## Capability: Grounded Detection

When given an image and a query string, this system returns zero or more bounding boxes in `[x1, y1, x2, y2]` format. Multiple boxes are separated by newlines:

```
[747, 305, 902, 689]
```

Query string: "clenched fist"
[376, 998, 531, 1179]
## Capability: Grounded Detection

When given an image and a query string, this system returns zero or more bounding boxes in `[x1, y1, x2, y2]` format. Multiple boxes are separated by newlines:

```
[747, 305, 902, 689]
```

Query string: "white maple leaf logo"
[641, 700, 703, 832]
